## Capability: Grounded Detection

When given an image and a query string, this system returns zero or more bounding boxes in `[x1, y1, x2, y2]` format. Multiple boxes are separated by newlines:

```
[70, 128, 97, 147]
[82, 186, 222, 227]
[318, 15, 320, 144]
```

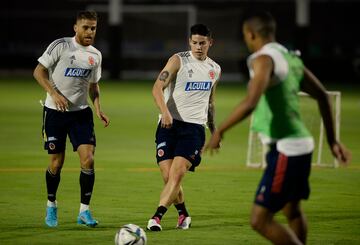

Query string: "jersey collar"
[72, 37, 92, 51]
[190, 51, 208, 63]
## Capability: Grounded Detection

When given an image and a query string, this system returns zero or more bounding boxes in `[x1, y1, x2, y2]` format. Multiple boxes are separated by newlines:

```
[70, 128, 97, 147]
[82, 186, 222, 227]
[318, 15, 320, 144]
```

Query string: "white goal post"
[246, 91, 341, 168]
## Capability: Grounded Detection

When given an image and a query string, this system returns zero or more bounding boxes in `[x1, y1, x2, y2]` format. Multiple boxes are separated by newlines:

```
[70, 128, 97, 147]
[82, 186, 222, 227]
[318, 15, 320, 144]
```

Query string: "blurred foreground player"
[205, 11, 350, 244]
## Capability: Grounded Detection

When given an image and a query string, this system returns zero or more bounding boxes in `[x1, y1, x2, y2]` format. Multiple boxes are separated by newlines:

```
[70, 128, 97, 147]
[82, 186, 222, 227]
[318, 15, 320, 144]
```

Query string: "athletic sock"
[152, 206, 168, 221]
[79, 168, 95, 205]
[80, 203, 89, 213]
[46, 168, 60, 202]
[47, 200, 57, 208]
[175, 202, 189, 217]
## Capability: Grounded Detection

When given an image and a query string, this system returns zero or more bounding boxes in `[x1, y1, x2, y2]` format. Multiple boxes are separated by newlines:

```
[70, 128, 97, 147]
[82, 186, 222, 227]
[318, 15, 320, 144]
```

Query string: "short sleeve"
[216, 65, 222, 81]
[90, 52, 102, 83]
[37, 38, 67, 69]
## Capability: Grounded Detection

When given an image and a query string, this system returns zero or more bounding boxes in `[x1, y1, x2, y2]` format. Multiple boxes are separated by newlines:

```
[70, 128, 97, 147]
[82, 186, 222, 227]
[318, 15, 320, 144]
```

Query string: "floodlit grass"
[0, 79, 359, 244]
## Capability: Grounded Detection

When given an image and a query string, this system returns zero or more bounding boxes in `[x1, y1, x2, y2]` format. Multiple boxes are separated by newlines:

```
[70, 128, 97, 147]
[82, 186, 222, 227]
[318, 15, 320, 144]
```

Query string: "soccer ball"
[115, 224, 147, 245]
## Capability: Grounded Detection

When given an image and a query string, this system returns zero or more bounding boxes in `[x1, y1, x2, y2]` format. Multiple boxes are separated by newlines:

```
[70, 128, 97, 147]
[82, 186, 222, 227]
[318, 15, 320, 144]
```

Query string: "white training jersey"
[38, 37, 102, 111]
[164, 51, 221, 125]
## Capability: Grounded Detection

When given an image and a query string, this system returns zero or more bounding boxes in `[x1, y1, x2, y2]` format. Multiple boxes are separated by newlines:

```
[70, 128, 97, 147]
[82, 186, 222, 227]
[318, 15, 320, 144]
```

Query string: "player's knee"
[162, 175, 169, 184]
[80, 153, 95, 168]
[284, 207, 302, 221]
[50, 157, 64, 173]
[283, 202, 302, 220]
[49, 165, 62, 175]
[167, 160, 188, 186]
[50, 160, 62, 169]
[168, 172, 185, 186]
[250, 212, 268, 233]
[170, 175, 182, 186]
[250, 216, 264, 232]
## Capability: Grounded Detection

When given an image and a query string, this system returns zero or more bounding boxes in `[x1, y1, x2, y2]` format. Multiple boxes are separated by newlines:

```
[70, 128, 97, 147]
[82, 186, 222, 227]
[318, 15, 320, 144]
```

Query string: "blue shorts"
[254, 144, 312, 212]
[42, 107, 96, 154]
[155, 119, 205, 172]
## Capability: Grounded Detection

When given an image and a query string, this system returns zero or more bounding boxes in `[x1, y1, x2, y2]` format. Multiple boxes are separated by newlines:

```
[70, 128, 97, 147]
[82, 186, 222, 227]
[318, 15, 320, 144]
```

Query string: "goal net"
[246, 91, 341, 168]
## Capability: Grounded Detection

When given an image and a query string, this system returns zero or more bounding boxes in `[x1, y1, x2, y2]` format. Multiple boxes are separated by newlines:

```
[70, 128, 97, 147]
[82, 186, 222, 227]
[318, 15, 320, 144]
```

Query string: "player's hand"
[97, 111, 110, 127]
[51, 92, 68, 112]
[204, 130, 222, 155]
[161, 111, 173, 128]
[331, 142, 351, 165]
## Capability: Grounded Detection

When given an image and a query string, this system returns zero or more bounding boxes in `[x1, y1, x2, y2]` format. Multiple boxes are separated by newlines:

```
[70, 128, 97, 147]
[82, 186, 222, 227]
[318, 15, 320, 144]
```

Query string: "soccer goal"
[246, 91, 341, 168]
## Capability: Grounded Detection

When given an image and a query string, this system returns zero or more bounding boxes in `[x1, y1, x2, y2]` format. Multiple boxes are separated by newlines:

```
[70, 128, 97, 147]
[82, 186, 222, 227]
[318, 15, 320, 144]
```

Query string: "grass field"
[0, 78, 359, 244]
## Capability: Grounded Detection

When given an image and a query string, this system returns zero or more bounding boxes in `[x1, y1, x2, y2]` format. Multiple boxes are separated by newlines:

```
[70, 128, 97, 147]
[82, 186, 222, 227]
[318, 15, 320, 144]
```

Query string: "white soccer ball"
[115, 224, 147, 245]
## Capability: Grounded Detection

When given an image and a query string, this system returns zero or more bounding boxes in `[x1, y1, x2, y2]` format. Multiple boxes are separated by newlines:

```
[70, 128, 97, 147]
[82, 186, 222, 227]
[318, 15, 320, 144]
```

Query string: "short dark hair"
[76, 11, 98, 22]
[190, 24, 212, 38]
[243, 11, 276, 38]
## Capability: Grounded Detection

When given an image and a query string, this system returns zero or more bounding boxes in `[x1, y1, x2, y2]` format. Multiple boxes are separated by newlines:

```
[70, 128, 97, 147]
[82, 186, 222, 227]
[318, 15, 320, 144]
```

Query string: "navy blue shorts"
[155, 119, 205, 172]
[254, 145, 312, 212]
[42, 107, 96, 154]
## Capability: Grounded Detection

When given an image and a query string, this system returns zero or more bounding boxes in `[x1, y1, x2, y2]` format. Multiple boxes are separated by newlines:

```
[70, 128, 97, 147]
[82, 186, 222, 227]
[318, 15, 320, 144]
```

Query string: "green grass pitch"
[0, 78, 359, 244]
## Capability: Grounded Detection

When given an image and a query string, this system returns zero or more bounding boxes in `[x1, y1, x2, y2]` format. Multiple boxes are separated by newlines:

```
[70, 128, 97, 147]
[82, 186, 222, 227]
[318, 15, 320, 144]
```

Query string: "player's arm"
[207, 73, 221, 134]
[89, 82, 110, 127]
[300, 67, 350, 164]
[152, 54, 180, 128]
[205, 55, 273, 152]
[33, 63, 68, 112]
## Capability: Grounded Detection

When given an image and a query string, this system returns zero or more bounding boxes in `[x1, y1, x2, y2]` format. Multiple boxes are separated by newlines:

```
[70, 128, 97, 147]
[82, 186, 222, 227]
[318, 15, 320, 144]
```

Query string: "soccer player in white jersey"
[205, 11, 351, 244]
[33, 11, 110, 228]
[147, 24, 221, 231]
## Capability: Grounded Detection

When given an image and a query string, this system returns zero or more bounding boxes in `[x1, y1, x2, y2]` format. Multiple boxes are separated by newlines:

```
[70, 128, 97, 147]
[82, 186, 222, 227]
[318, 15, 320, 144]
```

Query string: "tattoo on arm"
[159, 71, 170, 82]
[207, 103, 216, 133]
[207, 88, 217, 133]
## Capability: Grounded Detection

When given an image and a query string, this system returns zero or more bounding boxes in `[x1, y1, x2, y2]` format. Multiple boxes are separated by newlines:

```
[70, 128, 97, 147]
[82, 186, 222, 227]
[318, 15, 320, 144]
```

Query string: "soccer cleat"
[45, 206, 58, 227]
[77, 210, 98, 227]
[147, 217, 162, 231]
[176, 215, 191, 229]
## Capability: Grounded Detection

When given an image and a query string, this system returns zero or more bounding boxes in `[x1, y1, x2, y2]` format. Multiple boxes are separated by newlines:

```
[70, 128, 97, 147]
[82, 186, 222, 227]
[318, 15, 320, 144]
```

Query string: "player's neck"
[255, 38, 275, 51]
[74, 36, 91, 47]
[191, 51, 207, 61]
[197, 56, 207, 61]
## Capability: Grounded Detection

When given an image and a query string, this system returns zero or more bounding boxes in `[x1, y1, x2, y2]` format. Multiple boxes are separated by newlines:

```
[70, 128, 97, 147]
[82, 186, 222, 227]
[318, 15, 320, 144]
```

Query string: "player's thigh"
[251, 203, 274, 228]
[77, 144, 95, 168]
[68, 108, 96, 152]
[282, 201, 302, 220]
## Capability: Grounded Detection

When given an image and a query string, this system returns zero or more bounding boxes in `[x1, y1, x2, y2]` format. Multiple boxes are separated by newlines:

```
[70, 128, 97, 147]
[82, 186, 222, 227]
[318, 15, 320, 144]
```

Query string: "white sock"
[80, 203, 89, 213]
[47, 200, 57, 208]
